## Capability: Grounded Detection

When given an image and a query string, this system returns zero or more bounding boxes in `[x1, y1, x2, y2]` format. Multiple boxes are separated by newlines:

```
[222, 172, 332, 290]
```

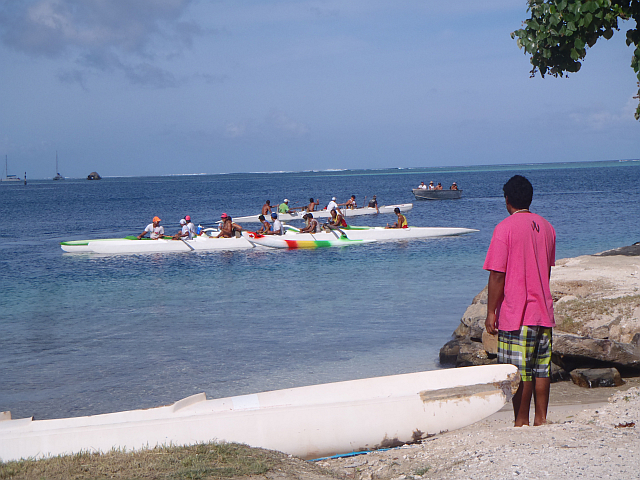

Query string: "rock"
[569, 368, 625, 388]
[550, 362, 571, 383]
[455, 342, 496, 367]
[472, 286, 488, 305]
[452, 322, 470, 338]
[439, 338, 465, 365]
[460, 303, 487, 341]
[553, 332, 640, 370]
[87, 171, 102, 180]
[482, 330, 498, 355]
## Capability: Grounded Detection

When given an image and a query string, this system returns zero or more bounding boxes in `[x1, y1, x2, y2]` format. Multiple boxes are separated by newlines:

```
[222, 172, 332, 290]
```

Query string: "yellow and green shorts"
[498, 326, 552, 382]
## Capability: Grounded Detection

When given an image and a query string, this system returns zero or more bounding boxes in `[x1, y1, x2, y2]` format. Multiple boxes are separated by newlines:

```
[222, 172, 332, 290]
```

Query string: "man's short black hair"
[503, 175, 533, 209]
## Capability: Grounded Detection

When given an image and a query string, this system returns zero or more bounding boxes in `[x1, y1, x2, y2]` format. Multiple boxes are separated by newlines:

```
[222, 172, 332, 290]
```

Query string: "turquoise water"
[0, 160, 638, 420]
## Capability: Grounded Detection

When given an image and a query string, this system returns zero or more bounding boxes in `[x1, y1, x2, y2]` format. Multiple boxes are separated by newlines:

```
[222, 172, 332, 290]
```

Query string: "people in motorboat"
[265, 212, 285, 235]
[278, 199, 291, 214]
[386, 207, 407, 229]
[328, 208, 347, 228]
[217, 213, 243, 238]
[428, 181, 436, 190]
[340, 195, 357, 209]
[450, 182, 459, 190]
[435, 182, 443, 190]
[262, 200, 272, 216]
[138, 216, 165, 239]
[306, 198, 320, 212]
[173, 219, 190, 240]
[326, 197, 339, 213]
[368, 195, 379, 213]
[256, 214, 272, 234]
[418, 182, 427, 189]
[185, 215, 196, 239]
[299, 213, 320, 233]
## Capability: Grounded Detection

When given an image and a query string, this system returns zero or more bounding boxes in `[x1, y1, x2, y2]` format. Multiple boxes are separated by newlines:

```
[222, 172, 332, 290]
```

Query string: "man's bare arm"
[485, 270, 506, 335]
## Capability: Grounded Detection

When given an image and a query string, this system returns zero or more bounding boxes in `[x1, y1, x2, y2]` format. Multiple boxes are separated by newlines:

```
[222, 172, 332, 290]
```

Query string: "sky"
[0, 0, 638, 179]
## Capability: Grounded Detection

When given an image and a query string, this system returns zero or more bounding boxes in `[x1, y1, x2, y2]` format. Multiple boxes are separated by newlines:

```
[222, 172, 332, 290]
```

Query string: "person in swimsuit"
[256, 214, 272, 234]
[450, 182, 459, 190]
[306, 198, 320, 212]
[262, 201, 272, 216]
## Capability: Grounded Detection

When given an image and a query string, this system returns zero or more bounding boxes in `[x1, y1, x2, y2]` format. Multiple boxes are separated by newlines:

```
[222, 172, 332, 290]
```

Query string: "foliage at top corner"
[511, 0, 640, 120]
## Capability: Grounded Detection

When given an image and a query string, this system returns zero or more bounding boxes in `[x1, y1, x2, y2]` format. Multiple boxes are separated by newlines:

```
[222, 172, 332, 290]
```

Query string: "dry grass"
[0, 442, 278, 480]
[554, 295, 640, 335]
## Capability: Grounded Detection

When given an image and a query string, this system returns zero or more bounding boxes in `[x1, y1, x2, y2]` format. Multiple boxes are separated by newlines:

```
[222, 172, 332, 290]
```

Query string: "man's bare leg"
[512, 380, 534, 427]
[532, 376, 551, 426]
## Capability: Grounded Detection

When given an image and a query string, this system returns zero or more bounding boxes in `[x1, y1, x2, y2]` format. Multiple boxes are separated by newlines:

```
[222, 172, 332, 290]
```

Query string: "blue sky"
[1, 0, 638, 178]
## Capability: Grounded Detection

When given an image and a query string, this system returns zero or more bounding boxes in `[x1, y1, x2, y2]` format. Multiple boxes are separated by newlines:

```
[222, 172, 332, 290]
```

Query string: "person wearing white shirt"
[326, 197, 339, 213]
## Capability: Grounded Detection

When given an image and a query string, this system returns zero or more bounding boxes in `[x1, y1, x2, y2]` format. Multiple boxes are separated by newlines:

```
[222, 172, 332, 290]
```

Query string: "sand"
[317, 379, 640, 479]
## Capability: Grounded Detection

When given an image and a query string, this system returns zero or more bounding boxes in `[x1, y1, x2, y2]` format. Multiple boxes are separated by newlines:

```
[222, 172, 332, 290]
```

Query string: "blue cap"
[271, 213, 278, 218]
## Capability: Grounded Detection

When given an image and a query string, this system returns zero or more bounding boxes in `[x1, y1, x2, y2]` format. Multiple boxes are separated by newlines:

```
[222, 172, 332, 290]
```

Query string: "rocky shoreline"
[440, 244, 640, 385]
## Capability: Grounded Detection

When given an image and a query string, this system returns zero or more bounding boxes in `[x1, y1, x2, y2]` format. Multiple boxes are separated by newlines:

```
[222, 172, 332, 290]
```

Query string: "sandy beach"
[315, 380, 640, 480]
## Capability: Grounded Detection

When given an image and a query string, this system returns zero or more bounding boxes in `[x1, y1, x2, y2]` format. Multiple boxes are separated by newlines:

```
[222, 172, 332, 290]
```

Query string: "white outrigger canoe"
[61, 234, 254, 254]
[232, 203, 413, 223]
[0, 365, 519, 462]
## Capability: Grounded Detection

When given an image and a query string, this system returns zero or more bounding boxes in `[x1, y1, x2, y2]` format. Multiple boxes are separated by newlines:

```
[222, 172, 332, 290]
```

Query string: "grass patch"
[414, 465, 431, 475]
[0, 442, 276, 480]
[554, 295, 640, 335]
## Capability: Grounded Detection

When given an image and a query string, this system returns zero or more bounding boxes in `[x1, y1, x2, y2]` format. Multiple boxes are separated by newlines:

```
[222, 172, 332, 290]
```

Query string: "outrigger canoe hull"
[0, 365, 519, 462]
[244, 231, 375, 249]
[232, 203, 413, 223]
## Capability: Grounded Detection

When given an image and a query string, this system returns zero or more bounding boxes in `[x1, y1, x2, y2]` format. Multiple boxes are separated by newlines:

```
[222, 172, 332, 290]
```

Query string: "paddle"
[180, 238, 195, 251]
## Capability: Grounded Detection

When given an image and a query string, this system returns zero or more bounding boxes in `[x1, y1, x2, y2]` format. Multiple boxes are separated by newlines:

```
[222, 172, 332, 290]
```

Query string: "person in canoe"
[262, 200, 272, 216]
[172, 219, 190, 240]
[185, 215, 196, 238]
[340, 195, 357, 209]
[418, 181, 427, 190]
[138, 216, 165, 239]
[326, 197, 339, 213]
[428, 181, 436, 190]
[217, 213, 243, 238]
[367, 195, 379, 213]
[450, 182, 459, 190]
[299, 213, 320, 233]
[305, 198, 320, 212]
[328, 208, 347, 228]
[386, 207, 407, 229]
[265, 212, 284, 235]
[256, 214, 272, 234]
[435, 182, 443, 190]
[278, 199, 291, 214]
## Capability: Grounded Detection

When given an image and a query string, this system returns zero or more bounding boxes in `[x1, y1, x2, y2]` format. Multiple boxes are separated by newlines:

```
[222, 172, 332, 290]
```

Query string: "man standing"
[484, 175, 556, 427]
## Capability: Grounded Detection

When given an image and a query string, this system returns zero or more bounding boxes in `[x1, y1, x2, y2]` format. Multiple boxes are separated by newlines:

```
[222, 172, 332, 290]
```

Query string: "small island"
[87, 172, 102, 180]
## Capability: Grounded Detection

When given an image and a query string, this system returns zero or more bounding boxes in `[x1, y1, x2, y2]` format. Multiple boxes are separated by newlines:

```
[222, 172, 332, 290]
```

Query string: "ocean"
[0, 160, 639, 421]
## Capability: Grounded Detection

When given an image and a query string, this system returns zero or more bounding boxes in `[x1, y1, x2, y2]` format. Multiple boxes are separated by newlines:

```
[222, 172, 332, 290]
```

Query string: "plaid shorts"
[498, 326, 552, 382]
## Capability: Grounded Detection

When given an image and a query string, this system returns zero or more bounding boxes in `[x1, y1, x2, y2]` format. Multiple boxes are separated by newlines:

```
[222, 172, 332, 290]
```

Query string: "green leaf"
[584, 12, 593, 27]
[574, 38, 586, 50]
[570, 47, 580, 60]
[603, 28, 614, 39]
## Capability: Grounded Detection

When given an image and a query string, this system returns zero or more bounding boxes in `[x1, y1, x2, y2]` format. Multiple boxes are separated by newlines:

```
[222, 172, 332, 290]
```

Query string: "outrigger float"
[0, 365, 519, 462]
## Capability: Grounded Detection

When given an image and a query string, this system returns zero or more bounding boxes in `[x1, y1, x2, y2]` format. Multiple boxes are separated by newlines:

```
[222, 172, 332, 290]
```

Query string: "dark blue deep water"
[1, 160, 638, 420]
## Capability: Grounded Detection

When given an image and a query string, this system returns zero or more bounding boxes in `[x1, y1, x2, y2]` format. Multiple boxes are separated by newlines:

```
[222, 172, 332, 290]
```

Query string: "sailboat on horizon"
[1, 155, 24, 183]
[53, 151, 64, 180]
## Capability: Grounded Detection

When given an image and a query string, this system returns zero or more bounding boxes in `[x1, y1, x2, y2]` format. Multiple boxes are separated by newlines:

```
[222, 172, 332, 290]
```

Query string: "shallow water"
[0, 160, 638, 420]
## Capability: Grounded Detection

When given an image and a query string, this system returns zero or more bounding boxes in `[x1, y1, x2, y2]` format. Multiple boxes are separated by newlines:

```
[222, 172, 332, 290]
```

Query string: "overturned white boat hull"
[0, 365, 518, 462]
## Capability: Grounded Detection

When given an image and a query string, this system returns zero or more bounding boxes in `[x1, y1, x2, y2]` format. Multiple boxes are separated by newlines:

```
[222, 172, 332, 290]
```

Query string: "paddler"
[299, 213, 320, 233]
[328, 208, 347, 228]
[278, 199, 291, 214]
[326, 197, 339, 213]
[265, 212, 284, 235]
[306, 198, 320, 212]
[262, 200, 272, 216]
[367, 195, 379, 213]
[185, 215, 196, 238]
[217, 213, 243, 238]
[386, 207, 407, 229]
[340, 195, 357, 209]
[172, 219, 190, 240]
[256, 214, 272, 234]
[138, 216, 165, 239]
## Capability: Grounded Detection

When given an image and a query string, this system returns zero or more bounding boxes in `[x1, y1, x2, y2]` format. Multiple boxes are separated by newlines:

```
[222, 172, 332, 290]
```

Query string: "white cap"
[180, 219, 186, 225]
[332, 197, 336, 201]
[284, 198, 289, 202]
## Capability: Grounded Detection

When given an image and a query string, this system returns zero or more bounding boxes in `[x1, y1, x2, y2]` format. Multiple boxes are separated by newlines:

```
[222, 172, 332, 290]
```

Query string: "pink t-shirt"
[483, 211, 556, 331]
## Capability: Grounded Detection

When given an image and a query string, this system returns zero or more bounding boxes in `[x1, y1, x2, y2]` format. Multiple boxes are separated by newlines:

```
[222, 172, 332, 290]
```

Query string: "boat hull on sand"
[412, 189, 462, 200]
[232, 203, 413, 223]
[0, 365, 519, 462]
[244, 231, 375, 249]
